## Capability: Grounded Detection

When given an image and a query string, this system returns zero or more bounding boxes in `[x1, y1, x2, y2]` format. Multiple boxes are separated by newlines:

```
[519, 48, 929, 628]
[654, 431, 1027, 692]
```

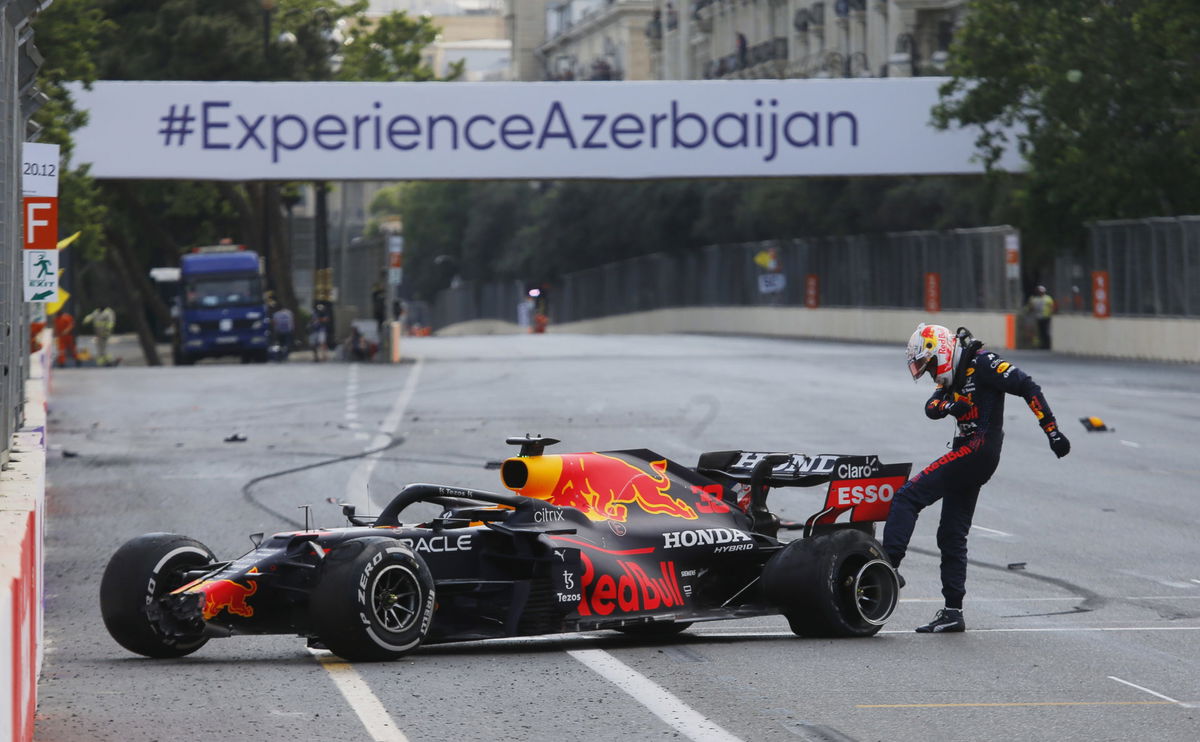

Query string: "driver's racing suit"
[883, 348, 1066, 610]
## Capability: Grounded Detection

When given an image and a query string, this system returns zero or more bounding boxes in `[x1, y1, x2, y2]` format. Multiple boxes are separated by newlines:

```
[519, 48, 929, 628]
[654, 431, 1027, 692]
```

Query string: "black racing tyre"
[310, 538, 436, 661]
[762, 528, 898, 638]
[613, 622, 693, 639]
[100, 532, 216, 658]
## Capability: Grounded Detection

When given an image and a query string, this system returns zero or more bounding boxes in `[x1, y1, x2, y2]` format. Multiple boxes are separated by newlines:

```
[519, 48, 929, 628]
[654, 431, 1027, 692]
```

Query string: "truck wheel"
[310, 538, 435, 661]
[762, 529, 898, 638]
[100, 533, 215, 658]
[172, 346, 194, 366]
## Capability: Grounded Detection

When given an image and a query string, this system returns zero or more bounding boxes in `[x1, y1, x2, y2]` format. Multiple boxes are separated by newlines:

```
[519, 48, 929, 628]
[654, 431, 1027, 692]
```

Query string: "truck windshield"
[185, 275, 262, 309]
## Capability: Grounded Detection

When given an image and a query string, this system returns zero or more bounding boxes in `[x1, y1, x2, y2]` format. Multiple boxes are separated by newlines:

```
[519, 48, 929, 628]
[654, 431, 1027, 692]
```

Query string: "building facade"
[509, 0, 657, 81]
[509, 0, 964, 82]
[658, 0, 963, 80]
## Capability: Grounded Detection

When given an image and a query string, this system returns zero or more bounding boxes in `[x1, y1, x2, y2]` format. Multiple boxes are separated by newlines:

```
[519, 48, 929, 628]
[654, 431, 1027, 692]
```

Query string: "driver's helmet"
[905, 323, 960, 386]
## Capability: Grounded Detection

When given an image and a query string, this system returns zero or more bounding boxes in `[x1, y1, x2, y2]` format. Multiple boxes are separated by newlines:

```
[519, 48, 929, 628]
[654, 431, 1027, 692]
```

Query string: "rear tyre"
[613, 621, 693, 639]
[762, 529, 898, 638]
[310, 538, 435, 661]
[100, 533, 215, 658]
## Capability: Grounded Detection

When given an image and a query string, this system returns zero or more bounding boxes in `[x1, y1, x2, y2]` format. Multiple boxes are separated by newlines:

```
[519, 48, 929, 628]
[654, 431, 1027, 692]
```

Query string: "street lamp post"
[260, 0, 277, 297]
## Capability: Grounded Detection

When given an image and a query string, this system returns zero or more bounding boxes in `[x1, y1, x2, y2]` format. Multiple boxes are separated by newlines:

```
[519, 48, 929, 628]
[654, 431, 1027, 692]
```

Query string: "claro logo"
[832, 482, 895, 507]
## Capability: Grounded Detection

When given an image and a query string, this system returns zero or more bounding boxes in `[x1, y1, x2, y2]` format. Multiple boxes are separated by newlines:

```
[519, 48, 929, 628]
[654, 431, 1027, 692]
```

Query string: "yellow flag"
[57, 231, 81, 250]
[46, 287, 71, 315]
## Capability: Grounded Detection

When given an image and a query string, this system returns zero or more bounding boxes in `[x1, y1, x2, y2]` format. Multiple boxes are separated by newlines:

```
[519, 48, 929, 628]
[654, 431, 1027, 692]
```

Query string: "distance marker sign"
[22, 143, 61, 303]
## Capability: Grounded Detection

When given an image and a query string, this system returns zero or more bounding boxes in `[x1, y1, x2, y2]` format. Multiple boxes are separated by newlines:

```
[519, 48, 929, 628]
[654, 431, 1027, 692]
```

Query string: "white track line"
[969, 524, 1012, 537]
[344, 357, 424, 512]
[1108, 676, 1185, 706]
[310, 359, 425, 741]
[568, 649, 742, 742]
[309, 650, 410, 741]
[414, 624, 1200, 652]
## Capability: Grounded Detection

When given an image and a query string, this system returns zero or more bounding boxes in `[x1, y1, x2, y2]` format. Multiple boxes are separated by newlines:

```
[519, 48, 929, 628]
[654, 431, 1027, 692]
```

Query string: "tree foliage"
[31, 0, 114, 263]
[933, 0, 1200, 251]
[33, 0, 454, 357]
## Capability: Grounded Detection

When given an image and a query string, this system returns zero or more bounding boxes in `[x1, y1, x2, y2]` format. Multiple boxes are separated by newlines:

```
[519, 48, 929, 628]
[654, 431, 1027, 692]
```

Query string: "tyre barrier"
[1, 344, 48, 742]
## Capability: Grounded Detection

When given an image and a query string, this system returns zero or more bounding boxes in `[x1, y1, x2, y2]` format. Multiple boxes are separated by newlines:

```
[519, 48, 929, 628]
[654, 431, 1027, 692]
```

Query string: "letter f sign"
[24, 198, 58, 250]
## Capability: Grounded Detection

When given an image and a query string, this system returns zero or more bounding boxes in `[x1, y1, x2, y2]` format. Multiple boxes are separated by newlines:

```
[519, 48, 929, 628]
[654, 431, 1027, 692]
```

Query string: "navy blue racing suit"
[883, 347, 1060, 610]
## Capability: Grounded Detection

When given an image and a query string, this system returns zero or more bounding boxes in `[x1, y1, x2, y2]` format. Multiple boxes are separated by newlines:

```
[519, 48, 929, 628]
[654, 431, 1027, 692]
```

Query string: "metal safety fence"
[2, 8, 31, 465]
[433, 279, 526, 329]
[431, 226, 1021, 328]
[554, 227, 1021, 323]
[1053, 217, 1200, 318]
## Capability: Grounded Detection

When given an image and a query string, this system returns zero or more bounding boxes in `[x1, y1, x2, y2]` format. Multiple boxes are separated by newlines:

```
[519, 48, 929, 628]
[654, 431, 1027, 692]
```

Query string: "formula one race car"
[101, 436, 912, 661]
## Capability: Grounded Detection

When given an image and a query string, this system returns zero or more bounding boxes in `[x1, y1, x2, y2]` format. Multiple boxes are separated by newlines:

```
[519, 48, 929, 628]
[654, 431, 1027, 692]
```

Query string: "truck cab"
[173, 246, 270, 365]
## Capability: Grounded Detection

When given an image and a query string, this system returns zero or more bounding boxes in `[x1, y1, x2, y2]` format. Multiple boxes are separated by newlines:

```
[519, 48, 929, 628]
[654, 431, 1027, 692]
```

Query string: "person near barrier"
[53, 309, 80, 367]
[885, 324, 1071, 633]
[309, 300, 332, 362]
[83, 306, 116, 365]
[271, 304, 294, 360]
[1025, 285, 1056, 349]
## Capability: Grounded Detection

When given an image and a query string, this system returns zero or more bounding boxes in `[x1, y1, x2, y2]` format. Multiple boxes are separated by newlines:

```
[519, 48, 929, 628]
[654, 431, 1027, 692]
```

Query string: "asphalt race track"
[36, 333, 1200, 741]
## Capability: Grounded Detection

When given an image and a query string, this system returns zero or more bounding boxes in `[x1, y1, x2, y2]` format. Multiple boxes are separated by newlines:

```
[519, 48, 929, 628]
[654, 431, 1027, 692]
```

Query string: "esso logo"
[835, 483, 895, 507]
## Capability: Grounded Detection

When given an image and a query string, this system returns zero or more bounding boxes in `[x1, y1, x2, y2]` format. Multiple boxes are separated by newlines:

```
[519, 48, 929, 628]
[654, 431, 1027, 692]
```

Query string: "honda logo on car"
[663, 527, 752, 549]
[833, 480, 895, 507]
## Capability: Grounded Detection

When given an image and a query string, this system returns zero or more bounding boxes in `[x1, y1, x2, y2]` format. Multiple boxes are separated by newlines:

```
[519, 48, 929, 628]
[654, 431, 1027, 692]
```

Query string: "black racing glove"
[1041, 420, 1071, 458]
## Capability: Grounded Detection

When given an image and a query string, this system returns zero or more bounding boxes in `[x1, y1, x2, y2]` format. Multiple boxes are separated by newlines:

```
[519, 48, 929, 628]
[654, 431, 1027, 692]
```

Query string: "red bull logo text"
[576, 552, 686, 616]
[194, 579, 258, 620]
[543, 454, 698, 522]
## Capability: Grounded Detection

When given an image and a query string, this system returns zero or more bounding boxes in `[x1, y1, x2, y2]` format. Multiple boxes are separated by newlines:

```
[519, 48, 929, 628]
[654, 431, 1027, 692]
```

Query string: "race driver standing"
[884, 324, 1071, 633]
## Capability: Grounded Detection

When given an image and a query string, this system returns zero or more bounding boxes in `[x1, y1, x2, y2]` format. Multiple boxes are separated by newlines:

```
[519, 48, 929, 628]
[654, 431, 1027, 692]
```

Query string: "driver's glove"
[1041, 420, 1071, 458]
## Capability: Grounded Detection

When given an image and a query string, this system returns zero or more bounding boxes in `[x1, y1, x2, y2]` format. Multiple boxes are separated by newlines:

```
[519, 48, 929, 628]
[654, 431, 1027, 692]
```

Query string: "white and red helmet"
[906, 323, 960, 386]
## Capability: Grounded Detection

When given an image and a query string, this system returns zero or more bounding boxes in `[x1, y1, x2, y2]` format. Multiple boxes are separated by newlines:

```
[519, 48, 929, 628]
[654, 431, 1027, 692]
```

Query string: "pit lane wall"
[0, 346, 48, 742]
[438, 308, 1200, 363]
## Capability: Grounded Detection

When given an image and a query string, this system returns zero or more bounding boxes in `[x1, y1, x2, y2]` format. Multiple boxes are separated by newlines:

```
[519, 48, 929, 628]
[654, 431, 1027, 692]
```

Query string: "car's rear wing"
[696, 451, 912, 536]
[695, 450, 850, 487]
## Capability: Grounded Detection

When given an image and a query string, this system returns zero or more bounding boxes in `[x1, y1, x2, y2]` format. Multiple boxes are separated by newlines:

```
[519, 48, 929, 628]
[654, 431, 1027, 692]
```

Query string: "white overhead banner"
[69, 79, 1022, 181]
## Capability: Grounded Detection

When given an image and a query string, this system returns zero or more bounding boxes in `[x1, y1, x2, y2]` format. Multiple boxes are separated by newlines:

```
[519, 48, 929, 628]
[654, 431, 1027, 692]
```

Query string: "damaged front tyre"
[100, 532, 216, 658]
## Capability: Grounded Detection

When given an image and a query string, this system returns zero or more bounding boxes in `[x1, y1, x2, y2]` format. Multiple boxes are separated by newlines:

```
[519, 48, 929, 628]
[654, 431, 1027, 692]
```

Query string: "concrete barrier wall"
[1, 346, 47, 742]
[1053, 315, 1200, 362]
[439, 307, 1200, 363]
[549, 307, 1019, 349]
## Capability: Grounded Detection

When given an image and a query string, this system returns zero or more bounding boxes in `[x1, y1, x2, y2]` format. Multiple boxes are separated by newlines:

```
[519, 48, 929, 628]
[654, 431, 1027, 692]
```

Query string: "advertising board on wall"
[69, 78, 1023, 181]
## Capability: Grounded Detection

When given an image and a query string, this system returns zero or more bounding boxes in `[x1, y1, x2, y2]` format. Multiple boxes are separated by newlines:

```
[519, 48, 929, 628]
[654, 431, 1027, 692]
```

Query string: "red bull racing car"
[101, 436, 911, 661]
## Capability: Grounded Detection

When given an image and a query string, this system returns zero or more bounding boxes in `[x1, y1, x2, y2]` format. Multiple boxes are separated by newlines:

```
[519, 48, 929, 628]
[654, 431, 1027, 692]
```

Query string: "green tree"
[933, 0, 1200, 256]
[31, 0, 112, 264]
[35, 0, 456, 362]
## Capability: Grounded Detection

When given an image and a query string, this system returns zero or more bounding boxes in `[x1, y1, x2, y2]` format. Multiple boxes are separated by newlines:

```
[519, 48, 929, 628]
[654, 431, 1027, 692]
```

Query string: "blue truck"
[172, 246, 270, 365]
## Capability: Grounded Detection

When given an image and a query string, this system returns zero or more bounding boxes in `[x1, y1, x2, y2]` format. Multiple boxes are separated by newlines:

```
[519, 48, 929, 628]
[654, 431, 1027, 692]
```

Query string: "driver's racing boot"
[916, 608, 965, 633]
